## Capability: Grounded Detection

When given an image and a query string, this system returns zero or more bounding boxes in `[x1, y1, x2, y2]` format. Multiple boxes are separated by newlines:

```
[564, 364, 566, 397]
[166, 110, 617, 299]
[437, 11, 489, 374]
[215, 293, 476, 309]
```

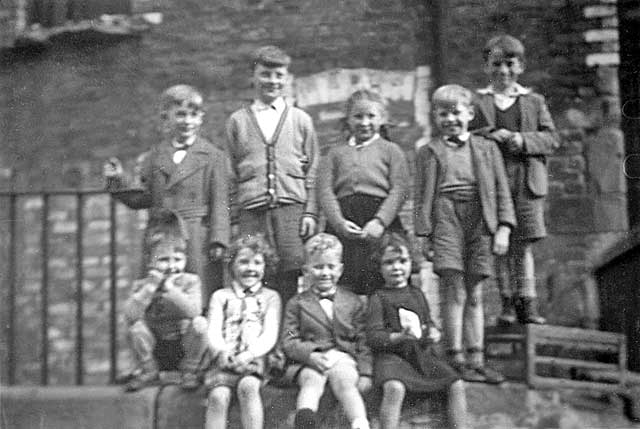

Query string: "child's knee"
[207, 386, 232, 410]
[383, 380, 406, 399]
[466, 285, 483, 307]
[446, 283, 466, 306]
[237, 376, 261, 401]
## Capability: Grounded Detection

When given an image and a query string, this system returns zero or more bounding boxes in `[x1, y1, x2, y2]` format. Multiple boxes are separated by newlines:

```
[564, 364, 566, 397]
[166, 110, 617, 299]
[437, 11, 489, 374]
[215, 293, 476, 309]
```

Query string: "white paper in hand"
[398, 308, 422, 339]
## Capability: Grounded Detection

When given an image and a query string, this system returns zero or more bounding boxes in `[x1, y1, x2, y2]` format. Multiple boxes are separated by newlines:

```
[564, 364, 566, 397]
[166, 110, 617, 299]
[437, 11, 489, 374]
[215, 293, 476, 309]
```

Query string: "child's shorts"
[506, 161, 547, 241]
[432, 194, 493, 278]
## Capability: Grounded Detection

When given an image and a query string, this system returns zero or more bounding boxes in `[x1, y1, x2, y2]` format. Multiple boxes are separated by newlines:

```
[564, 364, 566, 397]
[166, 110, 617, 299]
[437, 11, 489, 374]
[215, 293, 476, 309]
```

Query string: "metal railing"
[2, 189, 120, 386]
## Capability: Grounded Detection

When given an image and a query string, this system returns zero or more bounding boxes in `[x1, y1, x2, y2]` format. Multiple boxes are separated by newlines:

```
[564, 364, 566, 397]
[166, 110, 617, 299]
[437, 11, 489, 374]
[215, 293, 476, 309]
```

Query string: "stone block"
[585, 127, 625, 194]
[548, 197, 594, 233]
[585, 52, 620, 67]
[595, 66, 619, 95]
[592, 193, 628, 232]
[583, 5, 617, 19]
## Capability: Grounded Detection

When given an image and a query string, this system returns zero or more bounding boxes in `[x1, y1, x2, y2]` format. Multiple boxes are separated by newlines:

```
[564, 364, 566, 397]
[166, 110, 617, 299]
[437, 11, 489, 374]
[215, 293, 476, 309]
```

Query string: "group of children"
[104, 34, 558, 429]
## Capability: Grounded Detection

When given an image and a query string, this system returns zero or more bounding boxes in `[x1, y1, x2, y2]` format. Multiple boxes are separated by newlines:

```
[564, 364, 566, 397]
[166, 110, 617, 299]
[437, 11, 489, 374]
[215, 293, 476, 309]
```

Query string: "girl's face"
[347, 99, 386, 143]
[231, 248, 266, 290]
[379, 246, 412, 288]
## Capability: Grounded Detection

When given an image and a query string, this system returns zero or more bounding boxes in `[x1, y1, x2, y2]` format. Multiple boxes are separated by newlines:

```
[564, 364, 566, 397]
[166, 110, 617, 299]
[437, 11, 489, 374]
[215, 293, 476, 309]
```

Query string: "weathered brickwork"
[0, 0, 628, 384]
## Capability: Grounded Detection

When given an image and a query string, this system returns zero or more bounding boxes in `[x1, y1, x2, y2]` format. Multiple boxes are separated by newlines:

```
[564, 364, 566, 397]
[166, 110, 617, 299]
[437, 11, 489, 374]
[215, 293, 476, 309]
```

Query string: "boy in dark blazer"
[415, 84, 516, 384]
[281, 233, 372, 429]
[104, 84, 230, 309]
[471, 35, 559, 325]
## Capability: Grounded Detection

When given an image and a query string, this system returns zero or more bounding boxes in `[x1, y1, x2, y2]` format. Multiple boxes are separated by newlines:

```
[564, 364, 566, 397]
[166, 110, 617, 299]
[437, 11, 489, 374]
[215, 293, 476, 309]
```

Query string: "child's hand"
[233, 351, 254, 368]
[192, 315, 208, 334]
[420, 237, 434, 261]
[103, 157, 123, 178]
[427, 326, 442, 343]
[357, 376, 373, 394]
[309, 351, 330, 372]
[488, 128, 512, 144]
[209, 243, 226, 261]
[362, 219, 384, 240]
[216, 351, 235, 369]
[390, 328, 417, 344]
[342, 220, 364, 238]
[299, 215, 317, 240]
[505, 132, 524, 153]
[492, 225, 511, 255]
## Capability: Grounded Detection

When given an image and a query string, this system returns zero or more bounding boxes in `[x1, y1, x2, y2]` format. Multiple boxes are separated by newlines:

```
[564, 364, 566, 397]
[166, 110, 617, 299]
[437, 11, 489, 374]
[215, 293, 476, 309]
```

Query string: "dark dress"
[366, 286, 459, 392]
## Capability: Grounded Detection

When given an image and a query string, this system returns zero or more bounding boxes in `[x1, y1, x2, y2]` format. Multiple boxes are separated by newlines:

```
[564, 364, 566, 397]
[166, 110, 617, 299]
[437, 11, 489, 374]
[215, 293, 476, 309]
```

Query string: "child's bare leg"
[447, 380, 468, 429]
[463, 278, 484, 368]
[511, 241, 545, 324]
[296, 368, 327, 411]
[206, 386, 232, 429]
[328, 361, 369, 428]
[237, 375, 263, 429]
[495, 255, 516, 325]
[442, 270, 466, 365]
[379, 380, 405, 429]
[464, 279, 504, 384]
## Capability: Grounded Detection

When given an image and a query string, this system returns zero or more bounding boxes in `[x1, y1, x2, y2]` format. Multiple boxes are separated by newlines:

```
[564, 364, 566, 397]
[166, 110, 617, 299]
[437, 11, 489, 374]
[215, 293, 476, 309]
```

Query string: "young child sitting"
[281, 233, 372, 429]
[123, 210, 208, 391]
[414, 84, 516, 384]
[205, 234, 281, 429]
[471, 35, 559, 325]
[104, 84, 230, 309]
[366, 232, 466, 429]
[318, 89, 409, 295]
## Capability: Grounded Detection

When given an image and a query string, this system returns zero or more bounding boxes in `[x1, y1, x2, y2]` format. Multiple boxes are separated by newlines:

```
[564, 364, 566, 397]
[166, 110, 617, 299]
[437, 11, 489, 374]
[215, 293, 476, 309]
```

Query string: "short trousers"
[204, 368, 264, 390]
[505, 160, 547, 241]
[237, 203, 305, 272]
[432, 194, 493, 278]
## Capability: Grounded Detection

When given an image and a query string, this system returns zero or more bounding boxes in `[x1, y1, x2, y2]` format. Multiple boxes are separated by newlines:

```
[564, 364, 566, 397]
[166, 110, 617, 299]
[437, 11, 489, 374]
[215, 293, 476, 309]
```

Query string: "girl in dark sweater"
[318, 89, 410, 295]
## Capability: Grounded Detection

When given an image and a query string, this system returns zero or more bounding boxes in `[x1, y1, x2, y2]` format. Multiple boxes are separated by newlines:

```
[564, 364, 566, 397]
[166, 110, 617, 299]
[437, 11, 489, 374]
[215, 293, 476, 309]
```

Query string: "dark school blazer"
[280, 287, 373, 380]
[471, 91, 560, 197]
[414, 135, 516, 238]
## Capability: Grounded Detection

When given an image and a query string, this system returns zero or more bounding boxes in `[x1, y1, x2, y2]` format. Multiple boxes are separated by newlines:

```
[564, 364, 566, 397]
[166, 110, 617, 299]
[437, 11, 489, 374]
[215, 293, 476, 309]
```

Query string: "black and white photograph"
[2, 0, 640, 428]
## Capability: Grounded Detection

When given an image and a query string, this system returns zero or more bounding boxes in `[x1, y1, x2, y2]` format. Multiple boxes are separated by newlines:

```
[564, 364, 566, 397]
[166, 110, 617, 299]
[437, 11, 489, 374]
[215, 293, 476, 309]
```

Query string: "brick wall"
[0, 0, 628, 384]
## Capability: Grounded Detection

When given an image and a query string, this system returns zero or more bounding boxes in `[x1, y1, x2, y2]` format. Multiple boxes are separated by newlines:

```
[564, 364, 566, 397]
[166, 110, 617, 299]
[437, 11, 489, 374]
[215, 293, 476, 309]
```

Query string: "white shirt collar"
[251, 97, 286, 113]
[348, 133, 380, 148]
[477, 83, 531, 97]
[231, 280, 262, 298]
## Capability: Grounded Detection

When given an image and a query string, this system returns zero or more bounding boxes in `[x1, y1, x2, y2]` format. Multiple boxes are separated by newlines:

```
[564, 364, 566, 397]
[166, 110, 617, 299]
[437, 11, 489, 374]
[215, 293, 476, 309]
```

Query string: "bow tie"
[447, 136, 467, 147]
[316, 290, 336, 301]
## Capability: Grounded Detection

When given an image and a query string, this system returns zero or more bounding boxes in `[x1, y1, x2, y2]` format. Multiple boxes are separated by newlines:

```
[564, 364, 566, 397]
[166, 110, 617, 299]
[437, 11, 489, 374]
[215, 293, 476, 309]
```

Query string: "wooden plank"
[529, 375, 623, 392]
[534, 356, 619, 371]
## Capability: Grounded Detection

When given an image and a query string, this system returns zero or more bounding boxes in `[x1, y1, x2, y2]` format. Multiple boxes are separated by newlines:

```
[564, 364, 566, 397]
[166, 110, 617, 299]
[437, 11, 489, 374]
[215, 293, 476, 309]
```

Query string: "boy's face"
[347, 99, 386, 143]
[252, 63, 288, 104]
[484, 51, 524, 90]
[304, 250, 343, 293]
[434, 103, 474, 137]
[163, 99, 204, 143]
[379, 246, 411, 288]
[151, 247, 187, 275]
[231, 248, 266, 290]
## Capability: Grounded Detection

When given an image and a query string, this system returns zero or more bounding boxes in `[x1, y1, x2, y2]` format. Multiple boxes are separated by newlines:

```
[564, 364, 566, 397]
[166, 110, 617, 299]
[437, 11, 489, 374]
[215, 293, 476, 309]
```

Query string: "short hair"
[159, 84, 203, 112]
[251, 45, 291, 69]
[226, 233, 279, 273]
[371, 232, 411, 267]
[431, 84, 473, 109]
[483, 35, 525, 61]
[304, 233, 343, 261]
[148, 233, 187, 258]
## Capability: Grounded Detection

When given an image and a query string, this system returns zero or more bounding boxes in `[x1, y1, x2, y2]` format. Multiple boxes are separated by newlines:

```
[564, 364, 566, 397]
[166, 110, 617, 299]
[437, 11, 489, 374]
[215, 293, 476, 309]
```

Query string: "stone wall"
[0, 0, 629, 384]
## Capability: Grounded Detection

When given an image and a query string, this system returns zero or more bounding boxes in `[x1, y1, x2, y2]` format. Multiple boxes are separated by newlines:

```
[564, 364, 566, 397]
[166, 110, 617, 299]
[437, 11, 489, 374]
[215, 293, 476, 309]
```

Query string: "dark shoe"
[125, 368, 159, 392]
[294, 408, 317, 429]
[450, 361, 486, 383]
[469, 364, 505, 385]
[180, 371, 200, 390]
[497, 295, 517, 326]
[516, 296, 546, 324]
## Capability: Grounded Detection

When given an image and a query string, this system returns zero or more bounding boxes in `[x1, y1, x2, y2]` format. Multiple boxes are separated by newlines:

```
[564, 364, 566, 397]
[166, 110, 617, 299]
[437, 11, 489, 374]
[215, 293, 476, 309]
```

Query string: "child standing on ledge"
[318, 89, 409, 295]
